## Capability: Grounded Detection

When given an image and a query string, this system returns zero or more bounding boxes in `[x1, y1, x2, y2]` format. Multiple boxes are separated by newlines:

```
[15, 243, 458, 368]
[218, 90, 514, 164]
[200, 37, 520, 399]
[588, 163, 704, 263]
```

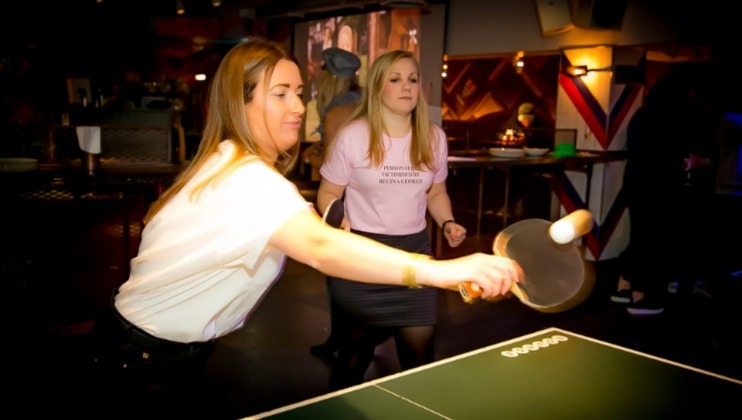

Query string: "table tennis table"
[245, 327, 741, 419]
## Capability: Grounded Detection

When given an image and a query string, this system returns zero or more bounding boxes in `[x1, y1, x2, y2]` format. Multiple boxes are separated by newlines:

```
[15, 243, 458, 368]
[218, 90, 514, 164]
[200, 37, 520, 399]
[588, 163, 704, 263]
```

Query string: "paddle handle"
[458, 282, 483, 304]
[548, 209, 593, 244]
[458, 280, 520, 304]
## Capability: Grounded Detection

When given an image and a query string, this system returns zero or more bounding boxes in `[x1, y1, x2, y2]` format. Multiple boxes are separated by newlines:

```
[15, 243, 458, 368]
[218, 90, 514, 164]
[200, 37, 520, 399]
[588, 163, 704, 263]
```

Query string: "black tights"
[329, 324, 434, 391]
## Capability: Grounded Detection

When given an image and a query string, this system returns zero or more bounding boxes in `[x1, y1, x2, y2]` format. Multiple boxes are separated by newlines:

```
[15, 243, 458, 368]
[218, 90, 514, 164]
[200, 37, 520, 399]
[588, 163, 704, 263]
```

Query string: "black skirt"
[328, 228, 438, 327]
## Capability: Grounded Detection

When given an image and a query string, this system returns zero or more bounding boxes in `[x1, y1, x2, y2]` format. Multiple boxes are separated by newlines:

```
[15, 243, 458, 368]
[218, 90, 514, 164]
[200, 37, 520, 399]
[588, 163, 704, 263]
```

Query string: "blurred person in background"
[305, 47, 363, 360]
[500, 102, 551, 149]
[611, 64, 715, 316]
[303, 47, 363, 180]
[496, 102, 553, 220]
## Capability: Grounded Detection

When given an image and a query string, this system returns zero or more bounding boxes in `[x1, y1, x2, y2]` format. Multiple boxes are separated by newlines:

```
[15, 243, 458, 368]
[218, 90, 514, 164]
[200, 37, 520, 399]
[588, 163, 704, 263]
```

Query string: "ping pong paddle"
[322, 198, 345, 229]
[458, 209, 595, 313]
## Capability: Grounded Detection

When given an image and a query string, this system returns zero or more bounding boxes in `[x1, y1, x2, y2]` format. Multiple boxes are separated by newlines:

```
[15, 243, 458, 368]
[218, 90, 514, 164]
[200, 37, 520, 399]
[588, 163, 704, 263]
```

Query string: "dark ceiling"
[1, 0, 446, 58]
[3, 0, 444, 23]
[0, 0, 446, 110]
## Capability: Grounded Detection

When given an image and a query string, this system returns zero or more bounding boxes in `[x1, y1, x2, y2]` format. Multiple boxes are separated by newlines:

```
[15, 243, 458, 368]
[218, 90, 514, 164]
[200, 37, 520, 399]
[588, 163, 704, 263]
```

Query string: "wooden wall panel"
[441, 54, 560, 132]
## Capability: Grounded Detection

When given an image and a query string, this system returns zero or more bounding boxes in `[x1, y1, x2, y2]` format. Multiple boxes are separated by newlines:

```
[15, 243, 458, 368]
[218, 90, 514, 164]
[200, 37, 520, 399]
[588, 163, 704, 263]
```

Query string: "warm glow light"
[566, 65, 588, 77]
[565, 65, 611, 77]
[176, 0, 185, 15]
[195, 74, 207, 81]
[513, 50, 525, 74]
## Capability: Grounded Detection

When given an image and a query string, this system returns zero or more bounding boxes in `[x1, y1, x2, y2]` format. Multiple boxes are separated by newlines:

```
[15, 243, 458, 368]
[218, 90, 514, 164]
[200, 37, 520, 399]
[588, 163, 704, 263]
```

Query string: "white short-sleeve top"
[115, 140, 311, 343]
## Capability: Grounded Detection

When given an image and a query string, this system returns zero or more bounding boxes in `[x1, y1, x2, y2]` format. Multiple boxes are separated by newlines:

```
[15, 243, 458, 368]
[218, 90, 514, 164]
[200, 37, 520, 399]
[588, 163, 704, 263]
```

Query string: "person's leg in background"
[611, 246, 634, 305]
[329, 324, 389, 391]
[612, 202, 667, 316]
[393, 325, 435, 369]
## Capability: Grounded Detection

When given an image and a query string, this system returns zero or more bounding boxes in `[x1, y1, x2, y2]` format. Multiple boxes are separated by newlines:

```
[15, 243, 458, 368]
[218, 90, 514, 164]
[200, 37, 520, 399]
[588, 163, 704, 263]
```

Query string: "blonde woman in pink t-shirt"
[318, 50, 468, 390]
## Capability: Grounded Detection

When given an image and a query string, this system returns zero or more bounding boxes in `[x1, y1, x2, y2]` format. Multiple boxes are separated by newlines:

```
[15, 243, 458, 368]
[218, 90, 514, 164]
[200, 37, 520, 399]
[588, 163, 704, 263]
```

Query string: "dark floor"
[6, 169, 742, 419]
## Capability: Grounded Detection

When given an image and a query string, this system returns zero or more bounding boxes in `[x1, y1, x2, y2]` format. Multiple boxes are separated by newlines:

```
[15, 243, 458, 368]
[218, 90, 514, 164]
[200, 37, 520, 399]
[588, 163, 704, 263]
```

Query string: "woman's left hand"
[444, 222, 467, 248]
[340, 216, 351, 231]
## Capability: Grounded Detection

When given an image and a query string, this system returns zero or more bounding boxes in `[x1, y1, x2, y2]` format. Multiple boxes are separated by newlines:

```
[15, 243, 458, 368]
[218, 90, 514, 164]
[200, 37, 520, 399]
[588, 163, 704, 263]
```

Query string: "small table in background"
[1, 161, 183, 281]
[446, 150, 626, 237]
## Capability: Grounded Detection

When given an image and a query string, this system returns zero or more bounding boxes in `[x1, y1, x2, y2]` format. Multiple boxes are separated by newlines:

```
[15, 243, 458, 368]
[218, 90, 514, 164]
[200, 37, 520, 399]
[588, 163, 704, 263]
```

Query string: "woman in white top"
[107, 39, 522, 399]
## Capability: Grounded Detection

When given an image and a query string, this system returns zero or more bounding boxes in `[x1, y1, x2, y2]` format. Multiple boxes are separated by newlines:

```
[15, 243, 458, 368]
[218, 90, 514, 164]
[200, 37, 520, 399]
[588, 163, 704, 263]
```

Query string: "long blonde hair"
[144, 38, 299, 223]
[316, 69, 359, 118]
[343, 50, 435, 170]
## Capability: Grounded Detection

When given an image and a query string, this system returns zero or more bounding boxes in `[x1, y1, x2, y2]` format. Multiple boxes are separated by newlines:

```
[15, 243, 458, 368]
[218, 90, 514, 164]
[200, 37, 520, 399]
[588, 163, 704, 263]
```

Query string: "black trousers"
[93, 291, 216, 394]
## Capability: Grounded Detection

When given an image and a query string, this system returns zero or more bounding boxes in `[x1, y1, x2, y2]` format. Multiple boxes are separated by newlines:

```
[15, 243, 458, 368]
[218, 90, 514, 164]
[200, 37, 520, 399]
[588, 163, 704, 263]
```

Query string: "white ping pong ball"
[549, 220, 575, 244]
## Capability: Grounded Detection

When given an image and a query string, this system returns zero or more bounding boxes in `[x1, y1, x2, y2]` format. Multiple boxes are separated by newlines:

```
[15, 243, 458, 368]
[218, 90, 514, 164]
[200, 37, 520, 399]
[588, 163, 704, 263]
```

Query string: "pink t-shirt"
[320, 120, 448, 235]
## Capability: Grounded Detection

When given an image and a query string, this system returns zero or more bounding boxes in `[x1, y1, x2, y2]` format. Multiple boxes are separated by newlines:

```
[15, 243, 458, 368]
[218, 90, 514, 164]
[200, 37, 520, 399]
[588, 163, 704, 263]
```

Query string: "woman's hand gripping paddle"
[458, 209, 595, 313]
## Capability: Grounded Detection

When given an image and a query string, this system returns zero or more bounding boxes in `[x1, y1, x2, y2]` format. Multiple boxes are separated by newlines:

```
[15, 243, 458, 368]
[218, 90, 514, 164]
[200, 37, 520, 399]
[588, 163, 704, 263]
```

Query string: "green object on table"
[553, 143, 576, 157]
